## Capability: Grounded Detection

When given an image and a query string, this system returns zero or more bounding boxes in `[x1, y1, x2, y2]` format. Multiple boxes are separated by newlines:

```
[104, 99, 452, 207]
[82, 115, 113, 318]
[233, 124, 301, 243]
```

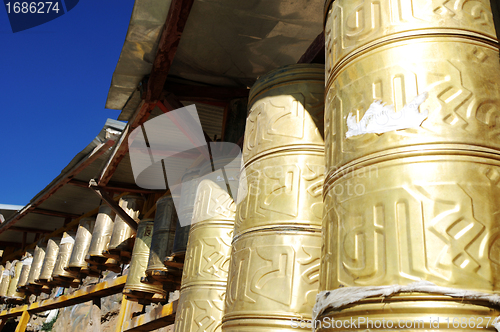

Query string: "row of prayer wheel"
[0, 192, 192, 302]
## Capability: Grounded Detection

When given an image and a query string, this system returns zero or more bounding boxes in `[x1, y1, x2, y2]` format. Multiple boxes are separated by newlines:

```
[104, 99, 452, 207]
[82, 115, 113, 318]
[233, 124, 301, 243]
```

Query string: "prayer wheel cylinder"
[319, 0, 500, 330]
[172, 167, 201, 258]
[86, 205, 115, 263]
[67, 217, 95, 275]
[17, 257, 32, 290]
[108, 195, 145, 253]
[0, 262, 12, 297]
[7, 261, 23, 299]
[123, 218, 166, 303]
[52, 232, 76, 279]
[222, 64, 325, 331]
[37, 237, 60, 284]
[174, 179, 235, 332]
[27, 244, 46, 287]
[145, 195, 178, 281]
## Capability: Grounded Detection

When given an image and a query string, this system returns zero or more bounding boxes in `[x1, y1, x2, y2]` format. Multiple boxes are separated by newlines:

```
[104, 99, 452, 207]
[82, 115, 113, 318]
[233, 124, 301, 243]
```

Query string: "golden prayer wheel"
[7, 261, 24, 301]
[107, 194, 145, 255]
[86, 205, 115, 264]
[66, 217, 95, 276]
[0, 262, 12, 297]
[319, 0, 500, 330]
[123, 218, 166, 304]
[52, 232, 77, 281]
[172, 167, 201, 258]
[37, 237, 60, 284]
[222, 64, 325, 331]
[16, 256, 32, 291]
[145, 195, 179, 282]
[174, 179, 235, 332]
[27, 244, 46, 290]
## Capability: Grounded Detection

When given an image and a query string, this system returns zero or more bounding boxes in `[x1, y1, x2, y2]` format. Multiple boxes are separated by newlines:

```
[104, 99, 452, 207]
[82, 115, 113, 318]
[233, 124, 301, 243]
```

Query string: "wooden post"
[0, 318, 6, 332]
[14, 311, 30, 332]
[91, 298, 101, 332]
[115, 294, 128, 332]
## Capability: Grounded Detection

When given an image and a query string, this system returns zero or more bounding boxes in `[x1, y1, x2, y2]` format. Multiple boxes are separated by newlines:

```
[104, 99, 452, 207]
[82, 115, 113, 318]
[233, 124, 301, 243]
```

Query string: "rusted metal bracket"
[89, 180, 138, 231]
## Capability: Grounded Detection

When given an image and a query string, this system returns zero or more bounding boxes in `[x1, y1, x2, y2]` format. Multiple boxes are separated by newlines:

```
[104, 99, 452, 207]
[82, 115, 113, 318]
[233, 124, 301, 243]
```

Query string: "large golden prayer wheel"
[86, 205, 115, 265]
[7, 261, 24, 301]
[0, 262, 12, 297]
[66, 217, 95, 276]
[37, 237, 60, 284]
[52, 232, 77, 281]
[107, 195, 145, 258]
[319, 0, 500, 330]
[27, 244, 46, 291]
[222, 64, 324, 331]
[123, 218, 166, 304]
[174, 179, 235, 332]
[145, 195, 179, 282]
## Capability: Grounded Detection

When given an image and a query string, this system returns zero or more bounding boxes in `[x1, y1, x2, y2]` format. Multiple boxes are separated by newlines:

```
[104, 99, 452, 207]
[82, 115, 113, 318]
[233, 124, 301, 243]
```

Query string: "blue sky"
[0, 1, 135, 206]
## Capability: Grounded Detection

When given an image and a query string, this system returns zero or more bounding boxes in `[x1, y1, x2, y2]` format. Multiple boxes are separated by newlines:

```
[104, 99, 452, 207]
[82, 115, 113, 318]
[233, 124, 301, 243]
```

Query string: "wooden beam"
[0, 276, 127, 320]
[0, 140, 115, 236]
[145, 0, 196, 102]
[68, 179, 165, 195]
[123, 301, 177, 331]
[98, 102, 155, 187]
[0, 242, 22, 248]
[162, 82, 248, 102]
[9, 227, 52, 234]
[90, 182, 138, 231]
[31, 208, 80, 219]
[297, 31, 325, 64]
[14, 311, 30, 332]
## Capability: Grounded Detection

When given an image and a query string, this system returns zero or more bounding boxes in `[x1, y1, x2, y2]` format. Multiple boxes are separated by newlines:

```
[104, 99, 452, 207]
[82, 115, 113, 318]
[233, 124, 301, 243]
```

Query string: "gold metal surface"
[318, 294, 500, 332]
[124, 218, 166, 303]
[52, 232, 76, 279]
[175, 286, 226, 331]
[175, 179, 235, 332]
[324, 38, 500, 172]
[223, 230, 321, 329]
[244, 64, 325, 165]
[67, 217, 95, 274]
[37, 237, 60, 283]
[320, 0, 500, 330]
[7, 261, 23, 299]
[87, 205, 115, 262]
[324, 0, 498, 81]
[146, 195, 178, 279]
[322, 154, 500, 291]
[27, 244, 46, 287]
[108, 194, 145, 252]
[223, 64, 325, 330]
[0, 262, 12, 297]
[236, 150, 324, 235]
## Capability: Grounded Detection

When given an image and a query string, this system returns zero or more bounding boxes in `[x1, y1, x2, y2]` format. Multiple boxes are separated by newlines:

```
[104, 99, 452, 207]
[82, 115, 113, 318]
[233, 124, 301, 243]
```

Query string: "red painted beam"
[145, 0, 196, 102]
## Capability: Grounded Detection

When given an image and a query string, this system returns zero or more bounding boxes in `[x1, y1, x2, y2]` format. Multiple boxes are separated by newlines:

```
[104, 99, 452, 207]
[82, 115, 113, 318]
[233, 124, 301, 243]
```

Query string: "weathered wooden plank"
[123, 301, 177, 332]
